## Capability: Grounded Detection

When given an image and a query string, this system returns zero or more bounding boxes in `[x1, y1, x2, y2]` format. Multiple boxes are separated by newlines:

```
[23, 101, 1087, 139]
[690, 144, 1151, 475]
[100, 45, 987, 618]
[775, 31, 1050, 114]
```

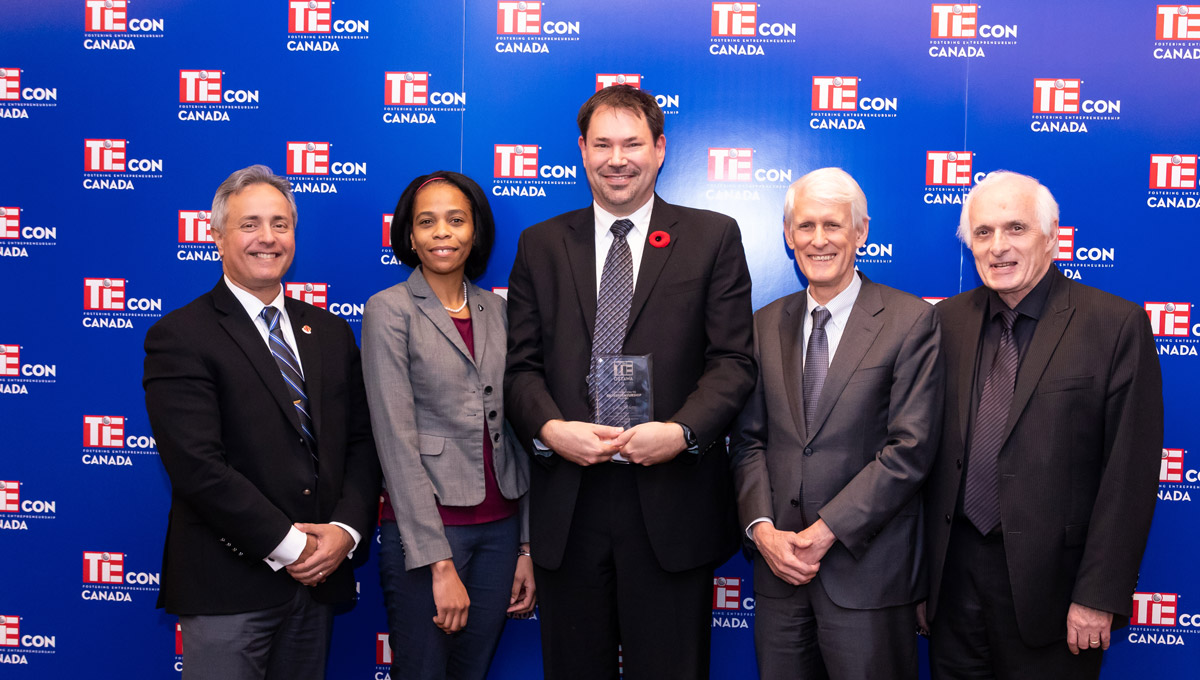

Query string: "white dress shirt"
[592, 198, 653, 297]
[223, 276, 362, 570]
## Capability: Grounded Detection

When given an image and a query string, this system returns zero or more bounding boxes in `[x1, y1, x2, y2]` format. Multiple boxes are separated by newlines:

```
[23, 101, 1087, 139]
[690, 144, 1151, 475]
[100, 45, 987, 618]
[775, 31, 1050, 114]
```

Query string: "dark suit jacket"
[925, 266, 1163, 646]
[504, 195, 755, 572]
[731, 274, 942, 608]
[143, 279, 380, 615]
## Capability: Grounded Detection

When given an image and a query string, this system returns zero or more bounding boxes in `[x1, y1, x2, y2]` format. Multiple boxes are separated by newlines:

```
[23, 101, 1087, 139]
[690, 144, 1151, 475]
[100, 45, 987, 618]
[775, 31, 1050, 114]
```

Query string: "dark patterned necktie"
[963, 308, 1019, 535]
[261, 306, 318, 471]
[802, 306, 831, 430]
[590, 218, 635, 426]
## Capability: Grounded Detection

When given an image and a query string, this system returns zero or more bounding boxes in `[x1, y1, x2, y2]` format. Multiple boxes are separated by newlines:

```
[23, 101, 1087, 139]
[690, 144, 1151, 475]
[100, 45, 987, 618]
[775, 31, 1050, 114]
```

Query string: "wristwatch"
[677, 422, 700, 455]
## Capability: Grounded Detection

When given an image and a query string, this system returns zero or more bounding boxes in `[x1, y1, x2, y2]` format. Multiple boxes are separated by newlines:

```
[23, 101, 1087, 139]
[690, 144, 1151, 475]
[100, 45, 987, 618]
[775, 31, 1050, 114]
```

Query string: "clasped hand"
[285, 523, 353, 587]
[539, 419, 686, 466]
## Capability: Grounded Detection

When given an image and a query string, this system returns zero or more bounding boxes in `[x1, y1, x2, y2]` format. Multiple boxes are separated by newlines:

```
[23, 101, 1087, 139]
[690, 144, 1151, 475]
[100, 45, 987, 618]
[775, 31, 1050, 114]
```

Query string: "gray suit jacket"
[731, 274, 943, 608]
[363, 268, 529, 570]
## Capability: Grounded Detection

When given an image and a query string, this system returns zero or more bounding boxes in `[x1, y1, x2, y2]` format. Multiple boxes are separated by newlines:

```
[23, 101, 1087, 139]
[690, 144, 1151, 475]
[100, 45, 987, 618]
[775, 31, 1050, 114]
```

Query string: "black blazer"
[143, 279, 380, 615]
[505, 195, 756, 572]
[924, 267, 1163, 646]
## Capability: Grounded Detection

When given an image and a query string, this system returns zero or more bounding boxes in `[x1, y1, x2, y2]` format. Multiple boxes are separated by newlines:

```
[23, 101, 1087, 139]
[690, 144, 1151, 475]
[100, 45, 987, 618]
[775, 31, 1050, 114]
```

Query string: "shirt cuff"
[746, 517, 774, 541]
[330, 521, 362, 559]
[263, 526, 307, 571]
[532, 437, 554, 457]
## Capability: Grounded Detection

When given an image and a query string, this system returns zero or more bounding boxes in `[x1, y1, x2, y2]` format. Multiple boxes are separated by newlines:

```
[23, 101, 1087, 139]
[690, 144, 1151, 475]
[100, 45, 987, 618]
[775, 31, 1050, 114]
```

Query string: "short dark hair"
[390, 171, 496, 280]
[577, 85, 664, 142]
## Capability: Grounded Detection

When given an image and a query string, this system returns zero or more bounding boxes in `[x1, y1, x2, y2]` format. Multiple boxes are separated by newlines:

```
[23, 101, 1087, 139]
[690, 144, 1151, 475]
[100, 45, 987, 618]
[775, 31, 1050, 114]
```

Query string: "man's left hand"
[792, 519, 837, 566]
[612, 422, 686, 465]
[286, 523, 354, 586]
[1066, 602, 1113, 654]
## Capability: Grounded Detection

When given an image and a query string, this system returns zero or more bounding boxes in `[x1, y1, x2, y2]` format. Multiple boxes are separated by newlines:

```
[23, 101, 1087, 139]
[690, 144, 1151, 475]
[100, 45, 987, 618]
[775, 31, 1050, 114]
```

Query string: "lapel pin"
[301, 325, 312, 334]
[649, 230, 670, 248]
[478, 304, 484, 312]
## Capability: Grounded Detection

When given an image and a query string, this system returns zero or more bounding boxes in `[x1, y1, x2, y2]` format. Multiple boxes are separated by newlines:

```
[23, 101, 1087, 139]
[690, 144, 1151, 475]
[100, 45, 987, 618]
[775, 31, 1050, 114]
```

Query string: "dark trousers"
[378, 514, 520, 680]
[178, 585, 333, 680]
[753, 573, 917, 680]
[535, 463, 713, 680]
[930, 520, 1104, 680]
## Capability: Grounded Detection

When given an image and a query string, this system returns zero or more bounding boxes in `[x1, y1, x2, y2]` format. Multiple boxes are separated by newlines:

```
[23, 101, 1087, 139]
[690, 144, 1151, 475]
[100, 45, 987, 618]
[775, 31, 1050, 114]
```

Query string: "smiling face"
[213, 182, 295, 304]
[784, 195, 868, 305]
[967, 178, 1056, 308]
[579, 105, 665, 217]
[410, 181, 474, 279]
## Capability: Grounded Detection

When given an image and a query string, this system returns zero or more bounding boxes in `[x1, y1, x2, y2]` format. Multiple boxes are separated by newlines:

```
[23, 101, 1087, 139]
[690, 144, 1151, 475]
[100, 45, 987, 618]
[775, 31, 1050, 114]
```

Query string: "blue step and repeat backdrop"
[2, 1, 1198, 678]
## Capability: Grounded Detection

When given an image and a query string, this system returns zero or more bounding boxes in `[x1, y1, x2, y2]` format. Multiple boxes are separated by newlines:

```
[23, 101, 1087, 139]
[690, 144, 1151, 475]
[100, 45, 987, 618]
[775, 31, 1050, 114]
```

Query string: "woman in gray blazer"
[362, 171, 532, 680]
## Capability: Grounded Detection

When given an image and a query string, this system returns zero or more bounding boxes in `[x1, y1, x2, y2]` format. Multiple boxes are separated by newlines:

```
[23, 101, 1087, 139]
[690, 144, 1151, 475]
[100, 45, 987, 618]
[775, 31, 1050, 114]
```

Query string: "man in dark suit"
[923, 171, 1162, 679]
[730, 168, 942, 679]
[504, 85, 755, 679]
[143, 165, 380, 680]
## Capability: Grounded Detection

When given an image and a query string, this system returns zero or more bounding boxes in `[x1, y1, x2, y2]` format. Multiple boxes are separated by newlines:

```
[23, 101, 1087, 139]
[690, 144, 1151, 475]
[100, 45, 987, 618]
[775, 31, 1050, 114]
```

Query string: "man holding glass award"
[505, 85, 755, 680]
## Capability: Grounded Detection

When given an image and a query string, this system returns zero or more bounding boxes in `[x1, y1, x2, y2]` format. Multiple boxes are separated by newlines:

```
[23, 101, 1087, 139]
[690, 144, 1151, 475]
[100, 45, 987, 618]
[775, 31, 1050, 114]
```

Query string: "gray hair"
[210, 164, 297, 235]
[958, 170, 1058, 244]
[783, 167, 869, 233]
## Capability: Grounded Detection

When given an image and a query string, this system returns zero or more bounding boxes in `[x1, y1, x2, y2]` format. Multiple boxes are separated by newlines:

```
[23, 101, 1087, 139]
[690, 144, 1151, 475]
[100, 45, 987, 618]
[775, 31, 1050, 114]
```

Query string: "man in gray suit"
[731, 167, 942, 679]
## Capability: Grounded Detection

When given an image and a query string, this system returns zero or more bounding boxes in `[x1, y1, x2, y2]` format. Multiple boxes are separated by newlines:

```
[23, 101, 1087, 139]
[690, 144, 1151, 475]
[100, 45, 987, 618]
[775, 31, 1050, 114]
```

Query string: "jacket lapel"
[806, 276, 884, 441]
[1003, 267, 1073, 442]
[564, 209, 598, 338]
[779, 292, 809, 441]
[212, 279, 304, 438]
[956, 288, 988, 446]
[469, 280, 490, 367]
[286, 296, 323, 440]
[407, 268, 476, 367]
[626, 195, 675, 334]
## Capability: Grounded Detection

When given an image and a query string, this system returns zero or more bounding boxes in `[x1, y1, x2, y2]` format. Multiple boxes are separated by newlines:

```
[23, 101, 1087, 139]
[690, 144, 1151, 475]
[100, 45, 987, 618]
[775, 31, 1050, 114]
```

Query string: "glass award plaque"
[593, 354, 653, 462]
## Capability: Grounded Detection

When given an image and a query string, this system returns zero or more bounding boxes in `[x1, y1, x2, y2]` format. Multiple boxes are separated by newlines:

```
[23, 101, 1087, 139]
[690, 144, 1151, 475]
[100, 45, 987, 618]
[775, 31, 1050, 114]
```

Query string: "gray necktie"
[590, 218, 635, 426]
[963, 308, 1019, 535]
[802, 306, 831, 430]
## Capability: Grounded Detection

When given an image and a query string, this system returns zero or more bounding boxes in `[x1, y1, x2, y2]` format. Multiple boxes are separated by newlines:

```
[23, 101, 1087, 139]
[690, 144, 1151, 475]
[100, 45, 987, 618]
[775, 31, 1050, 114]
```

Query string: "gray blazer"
[363, 268, 529, 570]
[730, 274, 943, 609]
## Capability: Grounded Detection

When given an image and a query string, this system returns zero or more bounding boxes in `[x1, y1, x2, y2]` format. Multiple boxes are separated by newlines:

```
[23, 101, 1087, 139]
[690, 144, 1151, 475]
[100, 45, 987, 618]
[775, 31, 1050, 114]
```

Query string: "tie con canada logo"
[705, 147, 792, 202]
[1144, 301, 1200, 356]
[83, 0, 165, 50]
[1158, 448, 1196, 502]
[81, 550, 160, 603]
[712, 576, 754, 629]
[0, 343, 57, 395]
[284, 141, 368, 194]
[285, 282, 363, 322]
[0, 67, 58, 119]
[0, 480, 57, 531]
[809, 76, 899, 131]
[83, 138, 164, 190]
[178, 69, 261, 122]
[595, 74, 680, 115]
[492, 144, 577, 198]
[178, 209, 221, 262]
[1154, 5, 1200, 59]
[286, 0, 370, 52]
[0, 205, 57, 259]
[1127, 590, 1200, 646]
[82, 278, 163, 329]
[1050, 225, 1116, 282]
[1029, 78, 1121, 134]
[495, 1, 581, 54]
[709, 2, 796, 56]
[1148, 153, 1199, 208]
[382, 71, 466, 125]
[0, 614, 57, 667]
[83, 413, 158, 466]
[927, 3, 1018, 58]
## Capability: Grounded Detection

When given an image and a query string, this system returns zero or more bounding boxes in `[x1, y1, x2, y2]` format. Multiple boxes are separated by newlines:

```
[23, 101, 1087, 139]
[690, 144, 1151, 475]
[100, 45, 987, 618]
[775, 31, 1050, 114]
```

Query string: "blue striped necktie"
[590, 218, 635, 426]
[260, 306, 318, 468]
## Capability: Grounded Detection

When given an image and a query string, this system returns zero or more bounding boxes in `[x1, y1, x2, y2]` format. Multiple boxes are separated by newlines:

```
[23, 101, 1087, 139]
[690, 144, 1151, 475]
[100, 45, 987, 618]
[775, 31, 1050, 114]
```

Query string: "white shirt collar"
[593, 197, 654, 239]
[807, 270, 862, 330]
[224, 275, 286, 320]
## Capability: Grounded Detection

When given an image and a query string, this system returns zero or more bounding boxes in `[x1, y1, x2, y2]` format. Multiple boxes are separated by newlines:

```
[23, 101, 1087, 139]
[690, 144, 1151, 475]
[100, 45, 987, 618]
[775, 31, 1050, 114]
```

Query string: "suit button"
[493, 432, 500, 443]
[484, 385, 493, 395]
[299, 437, 305, 445]
[803, 447, 813, 457]
[944, 514, 952, 524]
[790, 499, 799, 507]
[303, 488, 312, 496]
[956, 459, 963, 469]
[489, 410, 497, 419]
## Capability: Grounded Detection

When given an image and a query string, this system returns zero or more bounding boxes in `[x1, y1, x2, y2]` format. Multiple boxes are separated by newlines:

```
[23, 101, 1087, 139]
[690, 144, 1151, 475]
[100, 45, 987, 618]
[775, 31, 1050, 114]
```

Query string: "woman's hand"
[508, 543, 537, 616]
[431, 559, 470, 633]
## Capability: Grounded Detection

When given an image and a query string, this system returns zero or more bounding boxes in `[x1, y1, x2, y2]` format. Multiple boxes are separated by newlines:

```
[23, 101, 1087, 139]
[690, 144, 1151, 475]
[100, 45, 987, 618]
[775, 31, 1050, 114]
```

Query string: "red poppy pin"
[301, 325, 312, 335]
[649, 230, 671, 248]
